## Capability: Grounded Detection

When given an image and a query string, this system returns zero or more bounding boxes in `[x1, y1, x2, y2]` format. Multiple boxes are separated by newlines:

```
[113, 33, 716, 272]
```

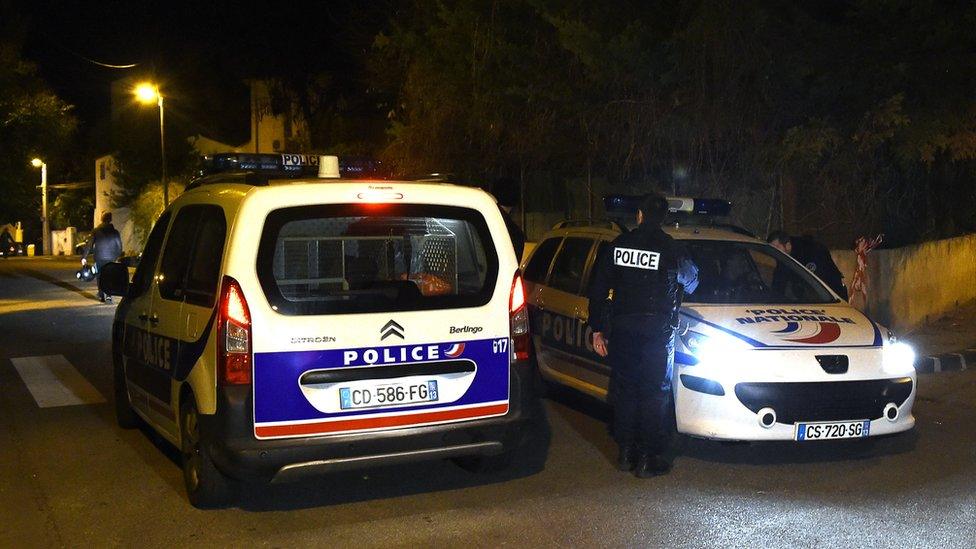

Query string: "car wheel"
[180, 398, 234, 509]
[113, 357, 140, 429]
[453, 446, 517, 474]
[453, 427, 524, 474]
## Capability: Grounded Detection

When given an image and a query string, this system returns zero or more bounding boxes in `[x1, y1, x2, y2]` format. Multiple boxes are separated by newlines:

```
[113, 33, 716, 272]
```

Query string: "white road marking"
[9, 355, 105, 408]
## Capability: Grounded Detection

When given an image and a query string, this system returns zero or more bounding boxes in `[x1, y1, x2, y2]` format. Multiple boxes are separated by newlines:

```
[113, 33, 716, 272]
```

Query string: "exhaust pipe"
[758, 407, 777, 428]
[884, 403, 899, 422]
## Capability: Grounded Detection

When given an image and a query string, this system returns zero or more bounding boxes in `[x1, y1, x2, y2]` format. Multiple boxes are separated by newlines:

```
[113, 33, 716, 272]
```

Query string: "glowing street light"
[30, 158, 50, 255]
[133, 81, 168, 205]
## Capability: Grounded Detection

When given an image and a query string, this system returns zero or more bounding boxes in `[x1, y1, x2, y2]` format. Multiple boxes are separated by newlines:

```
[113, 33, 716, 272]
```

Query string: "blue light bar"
[603, 194, 732, 216]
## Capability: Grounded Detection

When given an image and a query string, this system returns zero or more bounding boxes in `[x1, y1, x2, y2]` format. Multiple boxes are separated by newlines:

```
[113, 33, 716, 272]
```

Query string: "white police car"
[100, 154, 536, 507]
[523, 196, 916, 443]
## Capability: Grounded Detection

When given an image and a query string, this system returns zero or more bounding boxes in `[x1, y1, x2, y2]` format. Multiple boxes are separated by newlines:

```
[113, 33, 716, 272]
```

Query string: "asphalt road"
[1, 257, 973, 548]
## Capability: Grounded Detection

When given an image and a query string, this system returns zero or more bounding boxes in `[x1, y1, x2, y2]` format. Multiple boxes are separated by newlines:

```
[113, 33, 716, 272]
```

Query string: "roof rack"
[400, 172, 455, 182]
[552, 219, 625, 231]
[185, 153, 387, 190]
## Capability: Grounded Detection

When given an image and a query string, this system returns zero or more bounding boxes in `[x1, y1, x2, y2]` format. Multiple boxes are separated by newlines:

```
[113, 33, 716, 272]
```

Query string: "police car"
[99, 153, 536, 507]
[523, 196, 916, 443]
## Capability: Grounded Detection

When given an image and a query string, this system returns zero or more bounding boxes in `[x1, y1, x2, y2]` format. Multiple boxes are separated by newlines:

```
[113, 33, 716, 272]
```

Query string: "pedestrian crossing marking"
[9, 355, 105, 408]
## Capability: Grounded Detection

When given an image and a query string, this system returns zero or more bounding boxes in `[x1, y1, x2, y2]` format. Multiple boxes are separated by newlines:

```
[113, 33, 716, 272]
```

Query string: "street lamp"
[134, 82, 168, 205]
[30, 158, 50, 256]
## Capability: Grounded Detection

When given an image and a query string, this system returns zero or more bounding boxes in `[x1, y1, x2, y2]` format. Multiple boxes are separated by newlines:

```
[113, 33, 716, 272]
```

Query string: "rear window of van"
[257, 204, 499, 315]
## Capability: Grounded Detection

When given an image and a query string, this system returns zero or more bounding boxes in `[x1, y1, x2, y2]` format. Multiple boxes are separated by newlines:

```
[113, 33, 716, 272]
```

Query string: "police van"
[99, 154, 536, 507]
[523, 196, 916, 444]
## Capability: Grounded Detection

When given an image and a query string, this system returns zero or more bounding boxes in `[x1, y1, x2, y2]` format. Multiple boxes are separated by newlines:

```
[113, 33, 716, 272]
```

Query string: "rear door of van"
[246, 200, 514, 439]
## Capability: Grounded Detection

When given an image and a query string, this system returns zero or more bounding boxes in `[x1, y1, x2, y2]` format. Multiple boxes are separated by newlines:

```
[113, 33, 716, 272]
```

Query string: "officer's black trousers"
[608, 319, 675, 456]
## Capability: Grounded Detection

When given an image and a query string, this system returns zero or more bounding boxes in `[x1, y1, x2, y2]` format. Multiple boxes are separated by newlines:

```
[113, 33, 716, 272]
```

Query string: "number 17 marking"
[492, 338, 509, 354]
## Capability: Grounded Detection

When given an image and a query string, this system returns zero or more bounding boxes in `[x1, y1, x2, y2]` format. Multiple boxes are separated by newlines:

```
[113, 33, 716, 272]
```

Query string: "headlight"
[883, 341, 916, 376]
[680, 331, 743, 366]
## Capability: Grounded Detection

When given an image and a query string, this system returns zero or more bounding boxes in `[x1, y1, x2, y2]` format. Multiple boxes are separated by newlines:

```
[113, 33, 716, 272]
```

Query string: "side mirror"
[99, 262, 130, 297]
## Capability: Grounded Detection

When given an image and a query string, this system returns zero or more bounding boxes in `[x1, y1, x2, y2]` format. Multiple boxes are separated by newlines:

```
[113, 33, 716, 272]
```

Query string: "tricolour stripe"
[254, 402, 509, 439]
[10, 355, 105, 408]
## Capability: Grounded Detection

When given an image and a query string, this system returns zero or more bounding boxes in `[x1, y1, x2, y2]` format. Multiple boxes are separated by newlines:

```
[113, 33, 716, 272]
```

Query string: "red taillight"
[510, 273, 530, 361]
[218, 276, 251, 385]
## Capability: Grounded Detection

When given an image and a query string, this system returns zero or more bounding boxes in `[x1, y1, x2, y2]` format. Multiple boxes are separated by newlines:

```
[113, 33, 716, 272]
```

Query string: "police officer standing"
[767, 231, 847, 299]
[588, 194, 698, 478]
[82, 212, 123, 303]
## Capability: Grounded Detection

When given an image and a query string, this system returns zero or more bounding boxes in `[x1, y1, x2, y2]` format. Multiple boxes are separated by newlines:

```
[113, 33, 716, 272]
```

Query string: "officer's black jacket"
[83, 222, 123, 265]
[587, 223, 699, 333]
[789, 236, 847, 299]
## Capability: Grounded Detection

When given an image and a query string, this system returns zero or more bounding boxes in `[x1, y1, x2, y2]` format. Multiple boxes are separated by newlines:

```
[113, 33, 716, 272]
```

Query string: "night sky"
[11, 1, 385, 134]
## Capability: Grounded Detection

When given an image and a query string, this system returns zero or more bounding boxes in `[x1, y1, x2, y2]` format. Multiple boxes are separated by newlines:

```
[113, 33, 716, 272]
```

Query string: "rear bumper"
[201, 359, 537, 482]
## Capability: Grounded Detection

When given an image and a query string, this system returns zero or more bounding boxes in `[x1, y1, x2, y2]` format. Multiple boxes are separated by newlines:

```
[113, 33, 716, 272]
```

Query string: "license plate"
[339, 380, 439, 410]
[795, 420, 870, 441]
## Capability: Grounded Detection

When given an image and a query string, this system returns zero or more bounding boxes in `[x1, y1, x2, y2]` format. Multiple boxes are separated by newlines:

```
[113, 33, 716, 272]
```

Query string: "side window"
[523, 237, 562, 284]
[129, 212, 171, 299]
[182, 207, 227, 307]
[157, 208, 203, 301]
[547, 237, 594, 295]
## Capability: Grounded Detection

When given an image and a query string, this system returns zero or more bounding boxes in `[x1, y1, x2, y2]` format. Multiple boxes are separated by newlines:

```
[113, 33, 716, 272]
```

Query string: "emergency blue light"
[603, 194, 732, 216]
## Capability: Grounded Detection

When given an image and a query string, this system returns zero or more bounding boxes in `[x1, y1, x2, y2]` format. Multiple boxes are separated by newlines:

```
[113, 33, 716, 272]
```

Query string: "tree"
[0, 38, 76, 243]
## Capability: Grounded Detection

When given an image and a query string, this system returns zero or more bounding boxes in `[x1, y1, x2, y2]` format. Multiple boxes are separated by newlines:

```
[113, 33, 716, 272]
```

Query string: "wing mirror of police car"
[99, 262, 130, 297]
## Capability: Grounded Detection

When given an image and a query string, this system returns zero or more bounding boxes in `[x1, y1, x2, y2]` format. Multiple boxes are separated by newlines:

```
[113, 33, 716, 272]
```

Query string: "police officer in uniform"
[767, 231, 847, 299]
[588, 194, 698, 478]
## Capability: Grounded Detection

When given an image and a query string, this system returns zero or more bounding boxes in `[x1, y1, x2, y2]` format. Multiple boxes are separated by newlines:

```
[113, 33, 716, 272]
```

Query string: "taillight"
[218, 276, 251, 385]
[510, 273, 530, 361]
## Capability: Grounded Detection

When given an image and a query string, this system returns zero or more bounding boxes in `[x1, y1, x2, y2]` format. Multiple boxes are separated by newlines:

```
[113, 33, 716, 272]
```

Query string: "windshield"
[682, 240, 837, 305]
[257, 204, 498, 315]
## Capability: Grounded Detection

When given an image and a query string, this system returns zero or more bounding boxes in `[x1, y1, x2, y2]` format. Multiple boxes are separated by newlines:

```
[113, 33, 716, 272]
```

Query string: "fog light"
[758, 407, 777, 428]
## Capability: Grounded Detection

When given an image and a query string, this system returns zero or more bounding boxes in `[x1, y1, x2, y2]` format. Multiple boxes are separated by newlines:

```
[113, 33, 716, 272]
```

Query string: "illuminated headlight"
[883, 341, 916, 376]
[681, 331, 743, 365]
[680, 331, 745, 388]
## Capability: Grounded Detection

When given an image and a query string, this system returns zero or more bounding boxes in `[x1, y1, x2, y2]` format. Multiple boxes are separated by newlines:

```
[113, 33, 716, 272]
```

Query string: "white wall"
[832, 233, 976, 331]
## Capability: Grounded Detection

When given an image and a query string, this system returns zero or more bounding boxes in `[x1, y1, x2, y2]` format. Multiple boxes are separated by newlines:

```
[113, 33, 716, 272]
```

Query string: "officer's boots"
[617, 445, 638, 471]
[633, 454, 671, 478]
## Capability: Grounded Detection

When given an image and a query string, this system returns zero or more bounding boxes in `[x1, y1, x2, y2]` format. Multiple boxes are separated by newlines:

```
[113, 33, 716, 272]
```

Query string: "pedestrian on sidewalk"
[82, 212, 123, 303]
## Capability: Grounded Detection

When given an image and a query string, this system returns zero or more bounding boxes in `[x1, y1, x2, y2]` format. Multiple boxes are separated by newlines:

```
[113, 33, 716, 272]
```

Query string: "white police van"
[523, 196, 916, 443]
[100, 154, 536, 507]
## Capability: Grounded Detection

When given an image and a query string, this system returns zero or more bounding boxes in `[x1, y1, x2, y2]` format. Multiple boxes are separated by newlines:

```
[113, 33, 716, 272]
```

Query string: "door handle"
[138, 313, 149, 323]
[148, 315, 160, 325]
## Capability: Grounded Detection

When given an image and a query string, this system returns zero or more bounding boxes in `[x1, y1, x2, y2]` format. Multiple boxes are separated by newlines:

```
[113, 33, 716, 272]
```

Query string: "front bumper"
[200, 359, 537, 482]
[675, 373, 916, 441]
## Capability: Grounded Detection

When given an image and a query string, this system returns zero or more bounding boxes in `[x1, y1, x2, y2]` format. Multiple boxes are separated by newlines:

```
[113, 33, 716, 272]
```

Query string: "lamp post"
[30, 158, 50, 256]
[134, 82, 168, 205]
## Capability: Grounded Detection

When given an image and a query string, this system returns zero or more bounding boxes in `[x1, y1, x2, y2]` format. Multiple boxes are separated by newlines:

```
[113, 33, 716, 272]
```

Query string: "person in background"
[82, 212, 123, 303]
[492, 176, 526, 262]
[588, 193, 699, 478]
[767, 231, 848, 300]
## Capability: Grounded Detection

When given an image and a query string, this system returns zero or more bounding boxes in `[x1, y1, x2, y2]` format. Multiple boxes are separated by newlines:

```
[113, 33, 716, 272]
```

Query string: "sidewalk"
[900, 300, 976, 373]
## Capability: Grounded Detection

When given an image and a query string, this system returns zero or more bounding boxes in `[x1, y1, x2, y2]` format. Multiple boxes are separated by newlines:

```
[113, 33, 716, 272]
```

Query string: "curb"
[914, 349, 976, 374]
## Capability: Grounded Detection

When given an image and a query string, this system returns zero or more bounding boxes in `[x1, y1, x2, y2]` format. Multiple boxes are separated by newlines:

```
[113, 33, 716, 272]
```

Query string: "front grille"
[816, 355, 849, 374]
[734, 378, 913, 424]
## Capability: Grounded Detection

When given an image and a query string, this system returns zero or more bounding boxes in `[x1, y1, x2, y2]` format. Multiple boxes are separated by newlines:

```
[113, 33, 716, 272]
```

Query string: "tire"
[113, 356, 140, 429]
[453, 446, 517, 474]
[453, 426, 525, 474]
[180, 398, 234, 509]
